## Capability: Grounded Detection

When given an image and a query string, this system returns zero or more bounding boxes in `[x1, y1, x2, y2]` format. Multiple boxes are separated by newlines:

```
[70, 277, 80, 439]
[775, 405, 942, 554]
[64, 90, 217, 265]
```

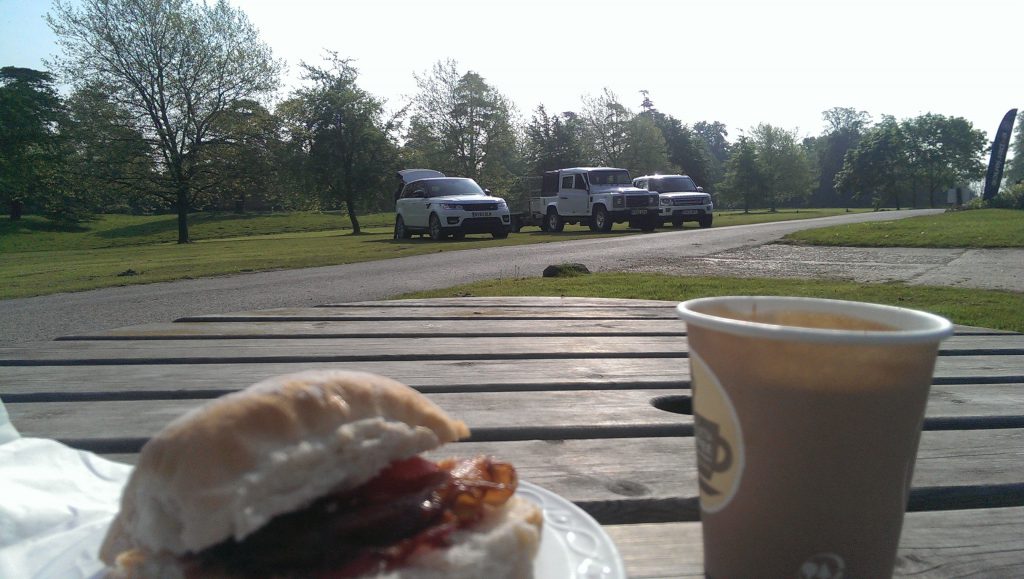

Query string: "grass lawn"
[782, 208, 1024, 247]
[0, 208, 861, 299]
[396, 273, 1024, 334]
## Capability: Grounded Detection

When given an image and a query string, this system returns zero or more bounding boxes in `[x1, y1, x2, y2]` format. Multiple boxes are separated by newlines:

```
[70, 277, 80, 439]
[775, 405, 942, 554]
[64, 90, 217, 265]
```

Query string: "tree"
[693, 120, 731, 188]
[0, 67, 66, 220]
[406, 60, 519, 191]
[901, 114, 986, 207]
[1007, 121, 1024, 187]
[48, 0, 281, 243]
[280, 56, 401, 233]
[621, 114, 671, 176]
[63, 83, 159, 214]
[835, 117, 911, 209]
[693, 121, 730, 164]
[749, 123, 815, 211]
[808, 107, 872, 207]
[718, 136, 762, 212]
[524, 105, 586, 175]
[201, 99, 283, 213]
[580, 88, 632, 166]
[644, 109, 714, 188]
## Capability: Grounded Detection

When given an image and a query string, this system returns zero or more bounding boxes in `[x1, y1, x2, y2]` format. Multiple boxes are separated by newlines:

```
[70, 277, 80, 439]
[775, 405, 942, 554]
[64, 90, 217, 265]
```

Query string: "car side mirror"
[484, 188, 491, 195]
[696, 186, 704, 192]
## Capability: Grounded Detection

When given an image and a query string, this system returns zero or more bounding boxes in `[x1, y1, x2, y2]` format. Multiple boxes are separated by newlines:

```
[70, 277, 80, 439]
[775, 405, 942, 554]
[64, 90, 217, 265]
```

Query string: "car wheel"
[394, 216, 411, 239]
[592, 205, 612, 232]
[546, 209, 564, 232]
[699, 215, 713, 229]
[429, 214, 446, 241]
[492, 228, 509, 239]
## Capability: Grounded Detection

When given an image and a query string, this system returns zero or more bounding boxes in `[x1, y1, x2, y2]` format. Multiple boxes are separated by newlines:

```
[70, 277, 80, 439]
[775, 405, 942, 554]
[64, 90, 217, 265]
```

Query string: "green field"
[782, 209, 1024, 247]
[396, 273, 1024, 334]
[0, 208, 863, 299]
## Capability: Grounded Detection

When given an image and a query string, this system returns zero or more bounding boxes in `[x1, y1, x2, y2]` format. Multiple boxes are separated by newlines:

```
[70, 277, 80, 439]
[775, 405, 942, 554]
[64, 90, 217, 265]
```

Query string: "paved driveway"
[2, 209, 1020, 347]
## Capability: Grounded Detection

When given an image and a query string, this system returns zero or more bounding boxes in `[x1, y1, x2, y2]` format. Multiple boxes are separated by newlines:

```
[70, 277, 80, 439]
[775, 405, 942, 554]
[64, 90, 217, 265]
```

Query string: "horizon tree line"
[0, 0, 1011, 240]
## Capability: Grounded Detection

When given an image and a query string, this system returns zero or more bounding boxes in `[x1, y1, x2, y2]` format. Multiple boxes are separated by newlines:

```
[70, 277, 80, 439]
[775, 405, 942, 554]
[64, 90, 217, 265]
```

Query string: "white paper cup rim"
[677, 296, 954, 345]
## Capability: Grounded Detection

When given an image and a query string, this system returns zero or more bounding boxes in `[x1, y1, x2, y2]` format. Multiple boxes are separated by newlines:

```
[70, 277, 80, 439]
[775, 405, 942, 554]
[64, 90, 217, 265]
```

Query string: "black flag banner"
[983, 108, 1018, 200]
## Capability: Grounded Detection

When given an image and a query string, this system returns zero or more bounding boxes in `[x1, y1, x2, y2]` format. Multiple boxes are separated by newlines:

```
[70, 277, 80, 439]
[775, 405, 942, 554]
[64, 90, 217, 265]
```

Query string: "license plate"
[471, 211, 493, 217]
[630, 209, 648, 216]
[681, 209, 700, 215]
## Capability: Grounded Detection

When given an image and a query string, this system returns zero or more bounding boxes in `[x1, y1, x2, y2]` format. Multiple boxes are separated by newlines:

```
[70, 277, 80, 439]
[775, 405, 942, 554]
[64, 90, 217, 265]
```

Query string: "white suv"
[632, 174, 713, 228]
[394, 173, 511, 240]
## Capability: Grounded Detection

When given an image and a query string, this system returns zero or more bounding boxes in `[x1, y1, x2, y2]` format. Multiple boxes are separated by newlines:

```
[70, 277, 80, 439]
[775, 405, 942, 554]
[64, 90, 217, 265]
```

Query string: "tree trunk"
[9, 199, 23, 220]
[176, 185, 190, 244]
[346, 196, 361, 234]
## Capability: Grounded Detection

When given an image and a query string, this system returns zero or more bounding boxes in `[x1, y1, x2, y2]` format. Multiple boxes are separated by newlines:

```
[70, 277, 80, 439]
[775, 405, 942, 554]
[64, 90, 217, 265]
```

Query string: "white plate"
[519, 481, 627, 579]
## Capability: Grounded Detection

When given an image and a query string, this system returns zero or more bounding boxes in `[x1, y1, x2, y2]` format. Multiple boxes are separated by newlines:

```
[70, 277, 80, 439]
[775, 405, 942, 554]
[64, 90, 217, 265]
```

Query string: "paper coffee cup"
[676, 296, 953, 579]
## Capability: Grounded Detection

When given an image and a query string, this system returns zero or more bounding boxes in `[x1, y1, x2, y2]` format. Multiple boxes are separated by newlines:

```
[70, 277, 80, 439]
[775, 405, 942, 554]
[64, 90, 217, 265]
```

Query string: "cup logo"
[799, 553, 845, 579]
[691, 353, 744, 512]
[695, 414, 732, 490]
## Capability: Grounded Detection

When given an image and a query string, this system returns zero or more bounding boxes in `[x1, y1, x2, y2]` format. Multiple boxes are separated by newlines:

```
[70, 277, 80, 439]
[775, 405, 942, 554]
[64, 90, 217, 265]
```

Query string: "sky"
[2, 0, 1021, 142]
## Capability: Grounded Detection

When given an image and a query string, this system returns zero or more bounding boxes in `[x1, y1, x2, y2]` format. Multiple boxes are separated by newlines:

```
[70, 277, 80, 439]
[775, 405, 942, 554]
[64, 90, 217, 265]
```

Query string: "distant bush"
[989, 183, 1024, 210]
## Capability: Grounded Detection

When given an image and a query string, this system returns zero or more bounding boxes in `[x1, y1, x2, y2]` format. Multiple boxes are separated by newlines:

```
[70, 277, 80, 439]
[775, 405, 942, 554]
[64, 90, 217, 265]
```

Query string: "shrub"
[989, 183, 1024, 210]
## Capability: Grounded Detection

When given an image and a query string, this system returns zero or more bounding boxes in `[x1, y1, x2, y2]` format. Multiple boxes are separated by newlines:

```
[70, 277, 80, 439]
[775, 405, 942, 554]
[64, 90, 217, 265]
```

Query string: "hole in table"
[651, 394, 692, 415]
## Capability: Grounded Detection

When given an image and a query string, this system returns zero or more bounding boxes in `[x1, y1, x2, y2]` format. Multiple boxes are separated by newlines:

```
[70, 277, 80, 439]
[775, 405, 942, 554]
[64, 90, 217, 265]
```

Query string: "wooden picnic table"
[1, 296, 1022, 577]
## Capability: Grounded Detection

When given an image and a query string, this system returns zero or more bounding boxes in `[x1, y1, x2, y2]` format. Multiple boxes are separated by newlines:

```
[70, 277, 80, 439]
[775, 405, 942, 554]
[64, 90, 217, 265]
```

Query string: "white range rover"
[632, 174, 714, 228]
[393, 169, 511, 240]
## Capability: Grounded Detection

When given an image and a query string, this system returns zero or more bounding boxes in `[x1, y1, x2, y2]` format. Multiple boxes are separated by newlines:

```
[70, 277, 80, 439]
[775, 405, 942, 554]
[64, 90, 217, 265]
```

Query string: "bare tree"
[48, 0, 281, 243]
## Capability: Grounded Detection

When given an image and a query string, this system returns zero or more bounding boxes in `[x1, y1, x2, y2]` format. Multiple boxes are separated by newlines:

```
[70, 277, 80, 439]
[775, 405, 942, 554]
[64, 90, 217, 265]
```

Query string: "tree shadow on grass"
[96, 212, 295, 240]
[0, 216, 89, 235]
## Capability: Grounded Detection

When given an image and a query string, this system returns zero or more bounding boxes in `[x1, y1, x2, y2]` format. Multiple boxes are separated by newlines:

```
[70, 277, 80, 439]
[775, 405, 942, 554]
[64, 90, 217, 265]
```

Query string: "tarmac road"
[2, 208, 1021, 347]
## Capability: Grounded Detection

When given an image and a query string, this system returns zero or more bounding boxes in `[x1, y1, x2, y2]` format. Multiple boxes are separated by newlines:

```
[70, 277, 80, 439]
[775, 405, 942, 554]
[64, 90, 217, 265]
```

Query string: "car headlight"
[661, 197, 670, 206]
[497, 200, 507, 208]
[650, 195, 658, 206]
[439, 203, 461, 210]
[613, 197, 624, 208]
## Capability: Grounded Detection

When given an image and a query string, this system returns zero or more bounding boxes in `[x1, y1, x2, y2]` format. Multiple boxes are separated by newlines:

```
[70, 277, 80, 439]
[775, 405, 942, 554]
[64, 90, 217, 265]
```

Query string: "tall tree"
[835, 116, 911, 209]
[643, 109, 714, 188]
[0, 67, 66, 220]
[693, 120, 730, 187]
[580, 88, 632, 166]
[280, 56, 400, 234]
[750, 123, 815, 211]
[407, 59, 519, 191]
[63, 83, 158, 214]
[693, 120, 730, 164]
[524, 105, 586, 175]
[622, 114, 671, 176]
[200, 99, 283, 213]
[808, 107, 872, 207]
[901, 113, 986, 207]
[48, 0, 281, 243]
[718, 136, 762, 212]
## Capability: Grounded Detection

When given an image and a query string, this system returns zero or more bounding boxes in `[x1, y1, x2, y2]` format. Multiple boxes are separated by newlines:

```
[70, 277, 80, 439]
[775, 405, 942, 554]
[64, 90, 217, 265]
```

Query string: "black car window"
[654, 177, 698, 192]
[423, 178, 485, 198]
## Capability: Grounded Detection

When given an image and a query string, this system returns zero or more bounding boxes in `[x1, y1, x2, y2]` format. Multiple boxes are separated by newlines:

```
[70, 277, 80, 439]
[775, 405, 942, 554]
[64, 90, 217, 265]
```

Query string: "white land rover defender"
[528, 167, 660, 232]
[632, 174, 714, 228]
[393, 169, 511, 241]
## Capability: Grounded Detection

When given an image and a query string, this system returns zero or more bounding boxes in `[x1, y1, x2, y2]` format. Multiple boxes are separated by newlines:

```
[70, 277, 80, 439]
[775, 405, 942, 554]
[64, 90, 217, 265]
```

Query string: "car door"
[557, 173, 589, 216]
[402, 180, 430, 228]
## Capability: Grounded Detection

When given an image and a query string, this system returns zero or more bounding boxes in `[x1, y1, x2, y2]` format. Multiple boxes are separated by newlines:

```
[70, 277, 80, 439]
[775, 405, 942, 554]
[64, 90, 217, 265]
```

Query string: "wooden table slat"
[1, 296, 1020, 577]
[605, 506, 1024, 578]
